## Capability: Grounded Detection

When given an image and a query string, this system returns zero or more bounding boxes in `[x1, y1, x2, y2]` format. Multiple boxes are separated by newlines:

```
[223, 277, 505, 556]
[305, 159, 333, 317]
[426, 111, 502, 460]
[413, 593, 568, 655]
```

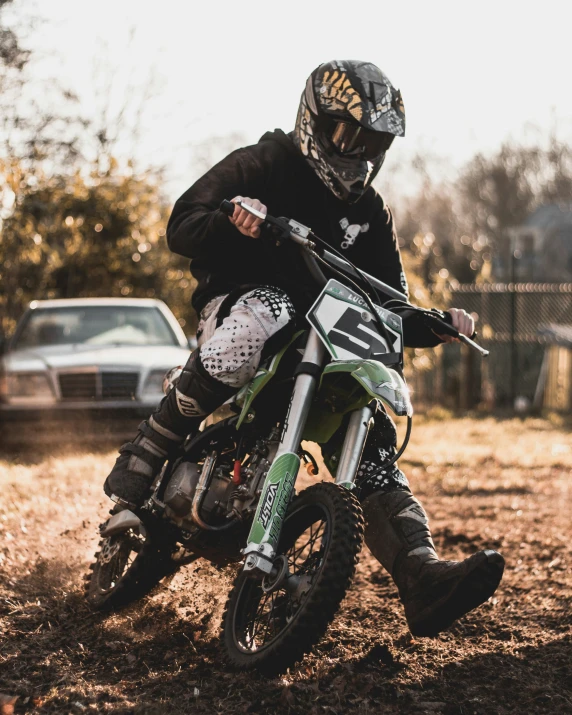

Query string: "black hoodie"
[167, 130, 442, 347]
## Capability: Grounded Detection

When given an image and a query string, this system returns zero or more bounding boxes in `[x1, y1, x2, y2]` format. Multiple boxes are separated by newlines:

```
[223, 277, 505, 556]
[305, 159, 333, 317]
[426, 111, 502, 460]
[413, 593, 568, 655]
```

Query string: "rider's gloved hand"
[436, 308, 475, 342]
[229, 196, 267, 238]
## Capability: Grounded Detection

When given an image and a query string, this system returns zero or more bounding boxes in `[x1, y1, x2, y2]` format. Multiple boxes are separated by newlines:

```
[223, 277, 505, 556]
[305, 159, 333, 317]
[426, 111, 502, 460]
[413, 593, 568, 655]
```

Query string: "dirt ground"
[0, 416, 571, 714]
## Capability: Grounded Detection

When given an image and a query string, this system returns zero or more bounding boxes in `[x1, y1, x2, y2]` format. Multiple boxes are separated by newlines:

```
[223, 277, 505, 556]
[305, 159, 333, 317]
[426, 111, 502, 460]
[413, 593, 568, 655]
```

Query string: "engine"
[163, 460, 234, 523]
[161, 428, 280, 529]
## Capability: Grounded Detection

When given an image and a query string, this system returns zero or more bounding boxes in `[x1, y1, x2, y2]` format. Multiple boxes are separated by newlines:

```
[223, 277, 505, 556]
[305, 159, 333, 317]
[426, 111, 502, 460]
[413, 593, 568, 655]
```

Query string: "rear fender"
[100, 509, 146, 538]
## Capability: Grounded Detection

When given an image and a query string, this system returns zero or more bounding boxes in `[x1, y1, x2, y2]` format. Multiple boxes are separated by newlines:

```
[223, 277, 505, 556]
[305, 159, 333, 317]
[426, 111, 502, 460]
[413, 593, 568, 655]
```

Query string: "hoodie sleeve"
[367, 194, 448, 348]
[166, 147, 267, 260]
[401, 311, 450, 348]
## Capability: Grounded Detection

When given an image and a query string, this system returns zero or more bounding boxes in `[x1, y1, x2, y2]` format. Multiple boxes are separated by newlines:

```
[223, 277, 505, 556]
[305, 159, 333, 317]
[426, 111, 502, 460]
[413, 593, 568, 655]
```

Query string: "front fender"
[326, 359, 412, 416]
[303, 359, 412, 444]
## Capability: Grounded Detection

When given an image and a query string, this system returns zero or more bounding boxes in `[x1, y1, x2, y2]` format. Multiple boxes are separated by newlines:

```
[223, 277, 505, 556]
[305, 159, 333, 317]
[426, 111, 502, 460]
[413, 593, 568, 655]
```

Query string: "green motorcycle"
[86, 199, 488, 674]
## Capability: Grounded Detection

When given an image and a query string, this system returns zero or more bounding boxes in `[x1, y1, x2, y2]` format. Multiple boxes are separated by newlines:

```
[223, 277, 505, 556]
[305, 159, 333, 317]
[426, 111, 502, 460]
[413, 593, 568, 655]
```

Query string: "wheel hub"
[261, 555, 290, 593]
[285, 573, 313, 602]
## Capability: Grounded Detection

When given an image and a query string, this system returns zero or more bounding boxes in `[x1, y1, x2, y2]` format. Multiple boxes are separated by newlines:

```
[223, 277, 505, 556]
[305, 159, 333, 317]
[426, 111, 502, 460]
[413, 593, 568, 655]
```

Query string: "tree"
[0, 158, 195, 334]
[390, 136, 572, 290]
[0, 7, 196, 335]
[458, 138, 572, 279]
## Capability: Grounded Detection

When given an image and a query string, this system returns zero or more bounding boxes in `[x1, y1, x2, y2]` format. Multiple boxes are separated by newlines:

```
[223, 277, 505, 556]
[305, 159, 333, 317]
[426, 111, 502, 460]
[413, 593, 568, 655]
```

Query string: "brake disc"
[99, 537, 122, 565]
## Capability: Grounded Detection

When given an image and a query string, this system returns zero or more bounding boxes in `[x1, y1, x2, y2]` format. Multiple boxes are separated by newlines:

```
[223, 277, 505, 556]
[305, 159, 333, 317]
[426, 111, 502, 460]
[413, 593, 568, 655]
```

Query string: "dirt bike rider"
[104, 60, 504, 638]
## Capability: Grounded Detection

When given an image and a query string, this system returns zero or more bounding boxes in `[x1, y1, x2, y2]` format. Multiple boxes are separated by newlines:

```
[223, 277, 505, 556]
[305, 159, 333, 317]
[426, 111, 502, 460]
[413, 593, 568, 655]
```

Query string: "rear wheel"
[85, 524, 176, 611]
[222, 482, 364, 674]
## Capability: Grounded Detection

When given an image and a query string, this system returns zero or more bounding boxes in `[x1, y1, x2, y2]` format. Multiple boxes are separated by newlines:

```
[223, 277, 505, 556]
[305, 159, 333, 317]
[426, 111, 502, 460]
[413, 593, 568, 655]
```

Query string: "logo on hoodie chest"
[339, 217, 369, 250]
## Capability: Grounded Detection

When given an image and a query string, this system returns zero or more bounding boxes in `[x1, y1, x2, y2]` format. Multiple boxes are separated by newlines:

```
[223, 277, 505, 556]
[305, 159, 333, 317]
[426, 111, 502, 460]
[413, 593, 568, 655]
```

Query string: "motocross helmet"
[293, 60, 406, 203]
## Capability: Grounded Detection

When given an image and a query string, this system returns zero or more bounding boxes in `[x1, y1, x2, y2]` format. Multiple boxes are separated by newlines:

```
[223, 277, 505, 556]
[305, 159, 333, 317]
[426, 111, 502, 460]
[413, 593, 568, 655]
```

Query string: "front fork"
[242, 330, 374, 577]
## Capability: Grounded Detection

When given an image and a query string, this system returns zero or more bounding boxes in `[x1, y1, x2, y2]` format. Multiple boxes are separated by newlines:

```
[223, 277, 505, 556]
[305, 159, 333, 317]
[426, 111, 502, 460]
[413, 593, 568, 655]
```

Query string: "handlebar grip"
[220, 199, 236, 217]
[423, 313, 489, 356]
[422, 313, 459, 339]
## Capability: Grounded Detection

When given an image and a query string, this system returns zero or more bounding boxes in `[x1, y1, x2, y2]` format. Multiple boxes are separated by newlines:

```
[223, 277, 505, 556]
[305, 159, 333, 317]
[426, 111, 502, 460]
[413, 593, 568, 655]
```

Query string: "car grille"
[58, 372, 97, 400]
[101, 373, 138, 400]
[58, 372, 138, 401]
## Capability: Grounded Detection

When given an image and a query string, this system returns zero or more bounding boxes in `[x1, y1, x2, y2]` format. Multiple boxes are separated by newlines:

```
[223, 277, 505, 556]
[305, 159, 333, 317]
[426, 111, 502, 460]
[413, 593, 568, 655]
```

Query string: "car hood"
[2, 344, 191, 372]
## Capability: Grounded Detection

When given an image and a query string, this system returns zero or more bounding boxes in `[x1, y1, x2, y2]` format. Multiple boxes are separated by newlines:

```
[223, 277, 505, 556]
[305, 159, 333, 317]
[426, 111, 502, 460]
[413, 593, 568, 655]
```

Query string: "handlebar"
[220, 199, 237, 216]
[421, 313, 489, 357]
[219, 199, 489, 358]
[221, 199, 408, 297]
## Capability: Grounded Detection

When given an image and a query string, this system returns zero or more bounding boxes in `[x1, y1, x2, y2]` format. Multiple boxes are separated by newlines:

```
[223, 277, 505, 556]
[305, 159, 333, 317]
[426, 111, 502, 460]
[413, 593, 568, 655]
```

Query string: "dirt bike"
[85, 199, 488, 674]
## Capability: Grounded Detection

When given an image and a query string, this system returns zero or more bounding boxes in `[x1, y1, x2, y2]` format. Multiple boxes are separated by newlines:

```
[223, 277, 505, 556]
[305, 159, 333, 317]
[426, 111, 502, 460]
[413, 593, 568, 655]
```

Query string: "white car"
[0, 298, 194, 443]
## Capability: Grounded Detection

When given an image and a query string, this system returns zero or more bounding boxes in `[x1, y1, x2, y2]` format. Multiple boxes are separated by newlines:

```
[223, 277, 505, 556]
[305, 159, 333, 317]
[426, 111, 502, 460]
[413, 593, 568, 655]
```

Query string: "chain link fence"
[408, 283, 572, 410]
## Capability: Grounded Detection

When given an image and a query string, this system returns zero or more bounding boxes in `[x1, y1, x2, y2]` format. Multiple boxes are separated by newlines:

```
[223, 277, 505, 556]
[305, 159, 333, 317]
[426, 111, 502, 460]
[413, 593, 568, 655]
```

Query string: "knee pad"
[153, 350, 235, 431]
[176, 349, 235, 415]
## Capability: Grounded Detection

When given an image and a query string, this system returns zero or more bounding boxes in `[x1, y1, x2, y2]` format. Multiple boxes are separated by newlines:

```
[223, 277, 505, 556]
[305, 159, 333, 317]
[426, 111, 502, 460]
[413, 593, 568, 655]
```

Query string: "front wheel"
[222, 482, 364, 674]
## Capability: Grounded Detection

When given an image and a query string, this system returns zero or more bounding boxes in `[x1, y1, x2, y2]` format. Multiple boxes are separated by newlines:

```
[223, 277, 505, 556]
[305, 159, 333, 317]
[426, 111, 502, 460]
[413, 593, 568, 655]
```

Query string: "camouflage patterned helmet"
[293, 60, 406, 203]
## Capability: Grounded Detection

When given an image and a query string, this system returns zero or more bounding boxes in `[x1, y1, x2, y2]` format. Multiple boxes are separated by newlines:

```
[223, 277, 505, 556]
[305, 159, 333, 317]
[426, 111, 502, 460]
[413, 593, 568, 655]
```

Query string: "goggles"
[330, 122, 394, 160]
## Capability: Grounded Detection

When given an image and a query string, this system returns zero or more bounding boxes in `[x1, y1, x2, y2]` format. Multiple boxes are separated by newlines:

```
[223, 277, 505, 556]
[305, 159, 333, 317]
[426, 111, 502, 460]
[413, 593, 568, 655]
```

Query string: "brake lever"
[220, 198, 266, 221]
[233, 200, 267, 222]
[456, 333, 489, 357]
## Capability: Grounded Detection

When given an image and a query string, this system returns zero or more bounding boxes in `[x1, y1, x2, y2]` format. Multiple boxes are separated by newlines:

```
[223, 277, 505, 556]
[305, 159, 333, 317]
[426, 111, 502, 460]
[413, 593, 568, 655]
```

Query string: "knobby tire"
[222, 482, 364, 674]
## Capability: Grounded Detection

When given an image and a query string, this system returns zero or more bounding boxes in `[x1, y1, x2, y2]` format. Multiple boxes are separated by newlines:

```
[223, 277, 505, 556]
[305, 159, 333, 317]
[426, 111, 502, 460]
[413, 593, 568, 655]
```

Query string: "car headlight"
[3, 372, 54, 399]
[142, 369, 172, 397]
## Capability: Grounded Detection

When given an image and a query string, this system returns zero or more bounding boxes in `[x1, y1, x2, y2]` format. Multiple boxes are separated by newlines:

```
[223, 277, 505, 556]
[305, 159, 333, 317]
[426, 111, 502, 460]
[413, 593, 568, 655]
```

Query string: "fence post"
[434, 345, 444, 405]
[459, 345, 474, 410]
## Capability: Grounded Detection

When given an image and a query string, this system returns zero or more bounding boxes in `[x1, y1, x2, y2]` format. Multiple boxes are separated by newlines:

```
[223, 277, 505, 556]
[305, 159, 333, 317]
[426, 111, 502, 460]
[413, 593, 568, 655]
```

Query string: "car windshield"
[14, 305, 179, 348]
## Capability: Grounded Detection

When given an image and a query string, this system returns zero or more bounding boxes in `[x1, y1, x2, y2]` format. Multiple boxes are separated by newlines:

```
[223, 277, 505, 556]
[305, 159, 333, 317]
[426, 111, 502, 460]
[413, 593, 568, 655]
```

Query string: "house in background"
[501, 204, 572, 282]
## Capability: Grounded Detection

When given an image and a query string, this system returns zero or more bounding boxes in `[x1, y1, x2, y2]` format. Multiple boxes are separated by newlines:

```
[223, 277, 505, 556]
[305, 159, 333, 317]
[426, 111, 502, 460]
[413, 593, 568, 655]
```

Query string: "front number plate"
[306, 279, 403, 362]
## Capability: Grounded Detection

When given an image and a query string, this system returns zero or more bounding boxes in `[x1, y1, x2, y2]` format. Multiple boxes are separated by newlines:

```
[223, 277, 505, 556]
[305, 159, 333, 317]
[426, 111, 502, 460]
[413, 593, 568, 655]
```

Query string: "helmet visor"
[330, 122, 394, 160]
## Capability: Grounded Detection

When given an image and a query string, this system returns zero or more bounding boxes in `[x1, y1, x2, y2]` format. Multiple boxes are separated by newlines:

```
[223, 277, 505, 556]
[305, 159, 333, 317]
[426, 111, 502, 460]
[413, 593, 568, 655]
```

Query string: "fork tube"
[276, 329, 325, 457]
[243, 329, 326, 576]
[334, 405, 374, 489]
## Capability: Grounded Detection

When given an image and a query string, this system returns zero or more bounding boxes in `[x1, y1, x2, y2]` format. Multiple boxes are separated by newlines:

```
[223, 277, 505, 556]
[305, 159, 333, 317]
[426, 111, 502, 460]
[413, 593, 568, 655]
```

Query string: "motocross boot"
[104, 350, 235, 509]
[362, 489, 505, 637]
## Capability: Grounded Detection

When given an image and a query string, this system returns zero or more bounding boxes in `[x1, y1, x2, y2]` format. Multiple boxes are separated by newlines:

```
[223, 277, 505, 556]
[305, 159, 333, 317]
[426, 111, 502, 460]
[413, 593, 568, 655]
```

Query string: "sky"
[13, 0, 572, 202]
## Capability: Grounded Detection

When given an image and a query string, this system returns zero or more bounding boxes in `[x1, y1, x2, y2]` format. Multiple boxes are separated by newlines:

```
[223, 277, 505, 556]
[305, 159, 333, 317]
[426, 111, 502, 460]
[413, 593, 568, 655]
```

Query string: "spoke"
[296, 520, 325, 557]
[288, 520, 326, 571]
[253, 591, 269, 623]
[288, 531, 315, 563]
[250, 592, 270, 643]
[268, 591, 278, 641]
[306, 522, 325, 554]
[307, 522, 325, 550]
[261, 592, 275, 645]
[274, 590, 292, 626]
[250, 602, 266, 641]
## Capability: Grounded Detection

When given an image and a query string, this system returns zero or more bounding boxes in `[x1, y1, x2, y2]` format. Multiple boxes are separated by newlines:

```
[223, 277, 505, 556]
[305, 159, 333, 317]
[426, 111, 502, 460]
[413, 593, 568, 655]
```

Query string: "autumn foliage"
[0, 160, 193, 334]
